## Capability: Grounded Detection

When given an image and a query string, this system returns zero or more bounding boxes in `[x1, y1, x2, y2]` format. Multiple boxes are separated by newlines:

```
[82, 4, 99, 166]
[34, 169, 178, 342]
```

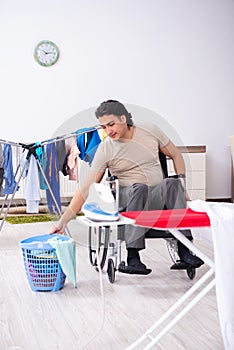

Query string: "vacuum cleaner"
[82, 183, 119, 221]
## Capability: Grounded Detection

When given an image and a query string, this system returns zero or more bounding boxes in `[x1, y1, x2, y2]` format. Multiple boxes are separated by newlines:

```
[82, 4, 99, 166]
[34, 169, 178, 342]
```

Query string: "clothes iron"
[82, 183, 119, 221]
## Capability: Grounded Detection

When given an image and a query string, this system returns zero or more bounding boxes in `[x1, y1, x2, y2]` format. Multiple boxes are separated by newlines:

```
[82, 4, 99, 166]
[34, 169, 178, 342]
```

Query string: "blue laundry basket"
[20, 234, 69, 292]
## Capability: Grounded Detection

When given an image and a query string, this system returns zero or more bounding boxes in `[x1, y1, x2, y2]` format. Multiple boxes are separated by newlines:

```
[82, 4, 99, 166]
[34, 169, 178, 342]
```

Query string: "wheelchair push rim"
[88, 226, 110, 270]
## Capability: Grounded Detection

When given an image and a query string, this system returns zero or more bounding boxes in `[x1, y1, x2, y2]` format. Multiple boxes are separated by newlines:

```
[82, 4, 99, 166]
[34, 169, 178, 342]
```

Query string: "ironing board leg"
[144, 278, 216, 349]
[126, 229, 215, 349]
[126, 269, 215, 349]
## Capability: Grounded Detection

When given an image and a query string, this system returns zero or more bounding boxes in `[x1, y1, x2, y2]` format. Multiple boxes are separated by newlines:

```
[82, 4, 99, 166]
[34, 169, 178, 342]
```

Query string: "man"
[52, 100, 203, 274]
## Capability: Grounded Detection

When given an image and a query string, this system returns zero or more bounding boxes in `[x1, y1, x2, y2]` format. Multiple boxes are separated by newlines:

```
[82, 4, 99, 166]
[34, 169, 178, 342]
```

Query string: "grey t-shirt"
[91, 124, 169, 187]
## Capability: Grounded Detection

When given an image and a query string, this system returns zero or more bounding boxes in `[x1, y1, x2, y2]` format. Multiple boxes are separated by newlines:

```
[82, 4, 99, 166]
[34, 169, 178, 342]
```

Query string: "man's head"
[95, 100, 134, 140]
[95, 100, 133, 126]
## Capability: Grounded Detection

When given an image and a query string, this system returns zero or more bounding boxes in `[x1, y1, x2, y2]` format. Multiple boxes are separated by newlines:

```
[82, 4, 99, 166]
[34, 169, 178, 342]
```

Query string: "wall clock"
[34, 40, 60, 67]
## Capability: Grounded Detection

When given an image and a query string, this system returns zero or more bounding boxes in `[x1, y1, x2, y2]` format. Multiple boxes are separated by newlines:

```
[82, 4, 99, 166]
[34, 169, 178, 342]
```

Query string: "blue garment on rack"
[0, 143, 4, 196]
[3, 144, 18, 195]
[45, 143, 61, 214]
[48, 236, 77, 288]
[35, 143, 48, 190]
[76, 128, 101, 165]
[0, 143, 4, 168]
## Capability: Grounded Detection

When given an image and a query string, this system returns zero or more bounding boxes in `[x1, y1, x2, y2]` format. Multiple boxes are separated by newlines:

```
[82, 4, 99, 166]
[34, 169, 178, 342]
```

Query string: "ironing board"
[121, 208, 215, 350]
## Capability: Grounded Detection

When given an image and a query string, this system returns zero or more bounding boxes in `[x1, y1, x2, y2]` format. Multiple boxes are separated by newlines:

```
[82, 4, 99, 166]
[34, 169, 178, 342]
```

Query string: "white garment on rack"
[21, 152, 41, 213]
[189, 200, 234, 350]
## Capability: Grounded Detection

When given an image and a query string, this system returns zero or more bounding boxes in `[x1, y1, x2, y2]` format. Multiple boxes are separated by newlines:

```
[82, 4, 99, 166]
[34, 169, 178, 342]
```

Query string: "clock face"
[34, 40, 59, 67]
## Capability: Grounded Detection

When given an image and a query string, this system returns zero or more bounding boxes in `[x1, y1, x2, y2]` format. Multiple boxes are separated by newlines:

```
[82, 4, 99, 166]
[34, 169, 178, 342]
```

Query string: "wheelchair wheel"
[107, 258, 115, 283]
[166, 238, 179, 263]
[88, 226, 110, 270]
[187, 267, 196, 280]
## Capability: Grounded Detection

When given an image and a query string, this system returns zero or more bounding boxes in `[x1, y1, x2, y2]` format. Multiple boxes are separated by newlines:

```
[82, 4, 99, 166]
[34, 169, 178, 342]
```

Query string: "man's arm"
[51, 169, 105, 233]
[160, 140, 185, 175]
[69, 169, 104, 213]
[160, 140, 190, 200]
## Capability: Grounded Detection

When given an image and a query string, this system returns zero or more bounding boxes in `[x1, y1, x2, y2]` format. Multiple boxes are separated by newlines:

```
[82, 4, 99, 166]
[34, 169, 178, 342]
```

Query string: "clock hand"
[40, 49, 54, 55]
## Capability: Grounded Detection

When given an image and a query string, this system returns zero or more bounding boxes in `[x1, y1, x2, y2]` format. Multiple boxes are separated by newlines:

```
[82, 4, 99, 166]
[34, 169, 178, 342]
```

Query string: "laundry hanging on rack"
[20, 151, 41, 213]
[0, 143, 4, 196]
[3, 144, 18, 195]
[45, 142, 61, 214]
[0, 125, 102, 233]
[65, 136, 80, 181]
[0, 125, 101, 206]
[0, 168, 4, 197]
[0, 143, 4, 168]
[76, 127, 101, 165]
[35, 143, 48, 190]
[55, 139, 67, 174]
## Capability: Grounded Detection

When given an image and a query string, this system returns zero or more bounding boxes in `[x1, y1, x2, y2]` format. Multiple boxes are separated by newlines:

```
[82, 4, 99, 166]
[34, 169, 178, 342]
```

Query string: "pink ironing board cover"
[121, 208, 210, 229]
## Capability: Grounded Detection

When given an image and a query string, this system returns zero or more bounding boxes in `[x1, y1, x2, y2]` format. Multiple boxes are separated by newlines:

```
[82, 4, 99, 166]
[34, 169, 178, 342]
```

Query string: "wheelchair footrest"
[170, 261, 192, 270]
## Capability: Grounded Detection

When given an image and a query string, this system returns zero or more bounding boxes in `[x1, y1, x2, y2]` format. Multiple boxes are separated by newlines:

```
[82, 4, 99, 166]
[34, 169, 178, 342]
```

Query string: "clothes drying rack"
[0, 125, 101, 233]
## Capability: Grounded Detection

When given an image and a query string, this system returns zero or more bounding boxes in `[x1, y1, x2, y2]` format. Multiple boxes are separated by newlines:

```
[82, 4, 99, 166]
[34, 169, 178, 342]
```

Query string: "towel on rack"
[76, 128, 101, 165]
[48, 236, 77, 288]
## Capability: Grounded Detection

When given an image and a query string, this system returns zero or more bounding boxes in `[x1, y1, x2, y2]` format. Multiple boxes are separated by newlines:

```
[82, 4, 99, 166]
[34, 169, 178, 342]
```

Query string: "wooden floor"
[0, 219, 224, 350]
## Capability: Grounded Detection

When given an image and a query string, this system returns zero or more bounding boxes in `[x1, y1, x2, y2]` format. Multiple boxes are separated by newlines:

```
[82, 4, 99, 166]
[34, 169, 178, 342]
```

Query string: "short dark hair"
[95, 100, 133, 127]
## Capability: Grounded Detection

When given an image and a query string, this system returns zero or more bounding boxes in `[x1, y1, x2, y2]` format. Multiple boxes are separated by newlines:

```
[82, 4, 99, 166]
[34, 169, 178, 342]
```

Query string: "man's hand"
[50, 224, 65, 235]
[49, 206, 76, 235]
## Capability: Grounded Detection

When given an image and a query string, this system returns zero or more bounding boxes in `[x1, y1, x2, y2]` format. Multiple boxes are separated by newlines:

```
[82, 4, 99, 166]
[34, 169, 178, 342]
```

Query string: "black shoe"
[127, 256, 146, 268]
[123, 248, 152, 275]
[180, 254, 204, 268]
[170, 261, 192, 270]
[178, 242, 204, 268]
[119, 261, 152, 275]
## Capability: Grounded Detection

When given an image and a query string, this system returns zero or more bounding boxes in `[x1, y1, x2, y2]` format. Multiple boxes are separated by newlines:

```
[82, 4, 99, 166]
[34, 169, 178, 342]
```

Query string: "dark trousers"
[118, 178, 191, 249]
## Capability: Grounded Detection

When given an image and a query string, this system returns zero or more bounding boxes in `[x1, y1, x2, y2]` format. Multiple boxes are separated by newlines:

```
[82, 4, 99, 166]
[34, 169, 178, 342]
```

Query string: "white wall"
[0, 0, 233, 199]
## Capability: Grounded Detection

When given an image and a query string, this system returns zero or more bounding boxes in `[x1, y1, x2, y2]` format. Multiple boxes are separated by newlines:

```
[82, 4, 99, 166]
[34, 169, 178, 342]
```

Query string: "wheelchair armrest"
[145, 229, 174, 239]
[106, 175, 119, 206]
[168, 174, 186, 190]
[145, 228, 192, 239]
[168, 174, 186, 179]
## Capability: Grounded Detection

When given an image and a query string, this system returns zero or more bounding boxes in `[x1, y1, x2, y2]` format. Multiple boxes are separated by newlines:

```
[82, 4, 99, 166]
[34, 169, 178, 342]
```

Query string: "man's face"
[98, 114, 128, 140]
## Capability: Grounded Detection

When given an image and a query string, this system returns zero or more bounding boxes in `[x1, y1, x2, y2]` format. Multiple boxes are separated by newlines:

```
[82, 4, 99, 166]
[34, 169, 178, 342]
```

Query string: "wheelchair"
[87, 152, 197, 284]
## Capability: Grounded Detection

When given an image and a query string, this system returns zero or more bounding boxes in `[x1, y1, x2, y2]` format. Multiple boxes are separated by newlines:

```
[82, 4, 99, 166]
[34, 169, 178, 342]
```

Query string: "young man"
[52, 100, 203, 274]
